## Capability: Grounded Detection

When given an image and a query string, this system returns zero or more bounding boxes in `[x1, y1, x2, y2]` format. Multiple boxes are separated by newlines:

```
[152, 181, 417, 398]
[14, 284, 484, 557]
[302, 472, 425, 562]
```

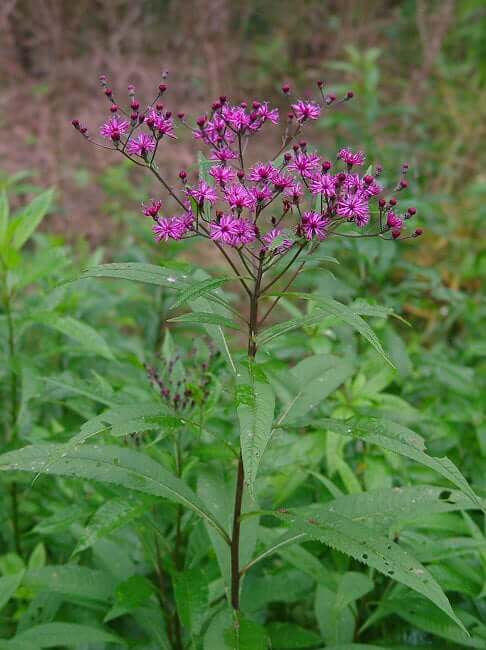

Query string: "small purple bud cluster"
[145, 343, 220, 414]
[73, 73, 423, 254]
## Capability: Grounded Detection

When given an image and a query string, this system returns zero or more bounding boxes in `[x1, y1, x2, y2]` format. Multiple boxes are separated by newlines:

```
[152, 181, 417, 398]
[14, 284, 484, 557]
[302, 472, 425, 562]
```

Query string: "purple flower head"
[291, 100, 321, 122]
[221, 104, 250, 132]
[224, 184, 256, 211]
[284, 182, 304, 203]
[262, 228, 293, 254]
[255, 102, 279, 125]
[210, 147, 238, 163]
[153, 217, 186, 241]
[337, 192, 370, 227]
[127, 133, 156, 157]
[249, 163, 279, 183]
[231, 218, 257, 246]
[387, 211, 403, 229]
[209, 165, 237, 185]
[176, 211, 195, 231]
[100, 116, 130, 141]
[251, 185, 273, 203]
[146, 110, 176, 138]
[338, 148, 365, 167]
[187, 180, 218, 205]
[301, 211, 330, 240]
[287, 152, 321, 177]
[142, 199, 162, 218]
[272, 172, 295, 191]
[309, 174, 336, 198]
[210, 215, 239, 244]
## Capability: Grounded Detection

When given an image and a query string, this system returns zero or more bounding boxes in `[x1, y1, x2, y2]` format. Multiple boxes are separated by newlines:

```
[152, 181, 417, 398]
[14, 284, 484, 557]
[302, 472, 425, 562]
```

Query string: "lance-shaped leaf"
[169, 277, 232, 312]
[8, 188, 54, 250]
[13, 623, 124, 647]
[314, 417, 485, 512]
[22, 565, 116, 602]
[0, 444, 230, 544]
[273, 509, 466, 633]
[168, 311, 240, 329]
[237, 362, 275, 498]
[79, 262, 191, 289]
[258, 294, 393, 366]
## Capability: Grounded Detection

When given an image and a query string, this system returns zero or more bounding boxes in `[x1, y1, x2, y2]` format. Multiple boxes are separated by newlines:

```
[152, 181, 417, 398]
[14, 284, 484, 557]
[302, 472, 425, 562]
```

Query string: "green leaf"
[334, 572, 374, 610]
[74, 495, 153, 555]
[14, 623, 124, 647]
[0, 444, 229, 544]
[23, 566, 116, 602]
[274, 509, 466, 632]
[30, 312, 114, 360]
[266, 622, 321, 649]
[8, 189, 54, 250]
[0, 191, 9, 245]
[315, 584, 354, 645]
[169, 277, 231, 312]
[314, 418, 485, 512]
[225, 617, 268, 650]
[104, 575, 155, 622]
[79, 262, 191, 289]
[0, 572, 24, 612]
[174, 568, 209, 636]
[168, 311, 240, 329]
[237, 362, 275, 497]
[27, 543, 46, 571]
[259, 294, 393, 366]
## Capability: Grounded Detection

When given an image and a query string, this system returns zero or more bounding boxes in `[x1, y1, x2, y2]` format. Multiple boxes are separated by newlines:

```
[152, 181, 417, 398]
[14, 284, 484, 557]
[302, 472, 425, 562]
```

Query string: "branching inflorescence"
[73, 72, 423, 613]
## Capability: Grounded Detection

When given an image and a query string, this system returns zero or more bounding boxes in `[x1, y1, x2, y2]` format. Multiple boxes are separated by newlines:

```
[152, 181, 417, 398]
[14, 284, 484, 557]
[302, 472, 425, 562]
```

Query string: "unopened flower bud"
[322, 160, 332, 171]
[156, 103, 164, 111]
[196, 116, 206, 127]
[389, 197, 397, 206]
[292, 144, 299, 152]
[219, 95, 227, 104]
[284, 153, 292, 162]
[71, 119, 80, 129]
[252, 100, 261, 109]
[282, 83, 291, 94]
[177, 112, 185, 120]
[287, 112, 294, 120]
[179, 170, 187, 181]
[414, 228, 423, 237]
[130, 100, 139, 110]
[128, 84, 135, 96]
[326, 93, 336, 104]
[391, 229, 401, 239]
[407, 207, 417, 216]
[104, 88, 113, 97]
[378, 198, 386, 208]
[363, 174, 374, 185]
[337, 172, 346, 183]
[130, 112, 138, 121]
[299, 140, 307, 150]
[399, 179, 408, 189]
[317, 80, 324, 88]
[80, 127, 88, 135]
[212, 101, 221, 111]
[240, 101, 247, 109]
[237, 170, 245, 180]
[158, 83, 167, 93]
[346, 91, 354, 99]
[110, 104, 118, 113]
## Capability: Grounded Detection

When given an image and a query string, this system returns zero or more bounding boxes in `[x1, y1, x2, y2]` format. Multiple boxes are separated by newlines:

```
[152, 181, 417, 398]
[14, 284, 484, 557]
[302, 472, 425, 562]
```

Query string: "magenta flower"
[187, 180, 218, 205]
[142, 199, 162, 217]
[99, 116, 130, 141]
[210, 215, 239, 244]
[127, 133, 156, 157]
[224, 184, 256, 211]
[221, 105, 250, 132]
[231, 218, 257, 246]
[387, 211, 403, 229]
[251, 185, 273, 203]
[284, 182, 304, 203]
[272, 172, 295, 191]
[287, 152, 321, 177]
[309, 174, 336, 198]
[338, 148, 365, 166]
[210, 148, 239, 163]
[262, 228, 293, 254]
[176, 211, 195, 231]
[146, 110, 176, 138]
[337, 193, 370, 227]
[301, 211, 330, 240]
[209, 165, 237, 185]
[153, 217, 186, 241]
[249, 163, 278, 183]
[255, 102, 279, 125]
[291, 100, 321, 121]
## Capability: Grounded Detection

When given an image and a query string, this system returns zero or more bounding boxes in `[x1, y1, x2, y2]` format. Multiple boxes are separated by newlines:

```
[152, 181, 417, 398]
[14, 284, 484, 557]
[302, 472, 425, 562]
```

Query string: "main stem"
[230, 253, 264, 610]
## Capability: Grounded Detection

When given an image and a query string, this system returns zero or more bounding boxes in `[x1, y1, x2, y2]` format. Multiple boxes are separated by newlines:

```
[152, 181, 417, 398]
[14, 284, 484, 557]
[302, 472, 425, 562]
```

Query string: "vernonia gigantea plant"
[3, 70, 482, 648]
[73, 73, 424, 611]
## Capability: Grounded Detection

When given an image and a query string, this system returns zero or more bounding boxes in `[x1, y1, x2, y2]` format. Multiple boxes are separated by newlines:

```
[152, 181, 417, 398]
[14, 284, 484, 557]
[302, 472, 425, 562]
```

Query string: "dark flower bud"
[378, 198, 386, 208]
[299, 140, 307, 149]
[317, 80, 324, 88]
[71, 119, 80, 129]
[414, 228, 423, 236]
[128, 84, 135, 96]
[196, 116, 206, 127]
[292, 144, 299, 152]
[156, 103, 164, 111]
[130, 112, 138, 121]
[99, 74, 107, 85]
[407, 207, 417, 216]
[80, 127, 88, 135]
[325, 93, 336, 104]
[179, 170, 187, 181]
[237, 170, 245, 180]
[322, 160, 332, 171]
[401, 162, 409, 171]
[346, 91, 354, 99]
[177, 112, 185, 119]
[219, 95, 227, 104]
[138, 114, 144, 124]
[271, 216, 276, 225]
[104, 88, 113, 97]
[284, 153, 292, 162]
[363, 174, 374, 185]
[287, 112, 294, 120]
[110, 104, 119, 113]
[389, 197, 397, 206]
[146, 116, 156, 128]
[375, 164, 383, 176]
[165, 111, 172, 118]
[252, 100, 261, 109]
[337, 172, 346, 183]
[131, 100, 140, 110]
[158, 83, 167, 93]
[212, 101, 221, 111]
[282, 83, 291, 94]
[391, 229, 401, 239]
[399, 179, 409, 189]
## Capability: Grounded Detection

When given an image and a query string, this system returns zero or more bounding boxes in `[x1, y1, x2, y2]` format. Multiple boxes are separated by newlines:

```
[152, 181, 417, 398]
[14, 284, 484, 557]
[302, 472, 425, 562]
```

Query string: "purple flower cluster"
[73, 75, 423, 257]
